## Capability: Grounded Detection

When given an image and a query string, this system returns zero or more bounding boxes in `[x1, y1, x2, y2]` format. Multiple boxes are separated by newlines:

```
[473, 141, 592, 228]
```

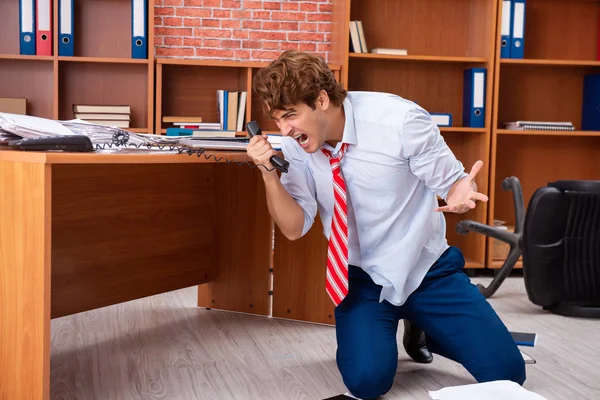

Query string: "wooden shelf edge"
[155, 58, 341, 71]
[465, 259, 485, 269]
[0, 54, 54, 61]
[349, 53, 488, 63]
[497, 129, 600, 137]
[501, 58, 600, 67]
[441, 127, 487, 133]
[491, 260, 522, 269]
[58, 56, 149, 64]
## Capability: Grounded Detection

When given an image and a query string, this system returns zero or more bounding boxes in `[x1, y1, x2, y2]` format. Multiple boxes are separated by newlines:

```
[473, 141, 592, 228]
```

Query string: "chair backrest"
[522, 180, 600, 308]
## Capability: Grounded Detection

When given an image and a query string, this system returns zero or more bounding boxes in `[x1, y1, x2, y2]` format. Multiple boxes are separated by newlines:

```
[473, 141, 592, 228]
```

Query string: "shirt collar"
[321, 97, 358, 155]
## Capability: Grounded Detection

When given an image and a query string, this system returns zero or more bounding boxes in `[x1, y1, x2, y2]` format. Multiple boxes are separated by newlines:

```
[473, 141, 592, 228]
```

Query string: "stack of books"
[73, 104, 131, 128]
[502, 121, 575, 131]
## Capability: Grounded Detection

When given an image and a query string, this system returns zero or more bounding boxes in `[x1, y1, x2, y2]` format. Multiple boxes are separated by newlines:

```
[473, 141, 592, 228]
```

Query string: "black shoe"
[403, 319, 433, 364]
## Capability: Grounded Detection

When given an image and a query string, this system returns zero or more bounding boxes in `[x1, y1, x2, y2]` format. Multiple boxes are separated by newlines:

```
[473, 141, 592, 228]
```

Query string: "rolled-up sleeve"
[279, 138, 318, 237]
[400, 106, 468, 200]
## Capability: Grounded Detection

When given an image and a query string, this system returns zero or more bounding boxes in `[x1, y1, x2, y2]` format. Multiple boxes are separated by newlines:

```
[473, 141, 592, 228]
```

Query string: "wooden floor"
[50, 277, 600, 400]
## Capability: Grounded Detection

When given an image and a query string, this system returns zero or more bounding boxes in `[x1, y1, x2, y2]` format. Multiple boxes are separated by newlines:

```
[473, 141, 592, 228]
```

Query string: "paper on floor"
[429, 380, 548, 400]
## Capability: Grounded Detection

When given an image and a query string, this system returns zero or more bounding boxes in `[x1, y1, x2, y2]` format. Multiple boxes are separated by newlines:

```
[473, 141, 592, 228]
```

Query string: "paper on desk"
[0, 112, 74, 138]
[0, 113, 149, 146]
[429, 380, 548, 400]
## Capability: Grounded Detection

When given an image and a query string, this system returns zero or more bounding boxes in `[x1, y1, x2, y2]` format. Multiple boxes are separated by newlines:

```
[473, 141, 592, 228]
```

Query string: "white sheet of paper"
[0, 112, 74, 138]
[429, 380, 548, 400]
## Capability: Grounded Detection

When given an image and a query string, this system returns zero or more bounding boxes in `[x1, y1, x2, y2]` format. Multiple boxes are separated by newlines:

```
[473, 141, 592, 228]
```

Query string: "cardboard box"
[0, 98, 27, 115]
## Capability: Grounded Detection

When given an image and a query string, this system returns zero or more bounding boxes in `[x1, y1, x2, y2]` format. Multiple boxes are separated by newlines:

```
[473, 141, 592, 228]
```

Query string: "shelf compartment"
[350, 54, 488, 63]
[349, 0, 496, 59]
[58, 62, 149, 129]
[158, 64, 250, 131]
[497, 64, 599, 130]
[492, 134, 600, 229]
[0, 59, 54, 119]
[71, 0, 146, 59]
[521, 0, 600, 62]
[440, 132, 489, 268]
[349, 58, 490, 129]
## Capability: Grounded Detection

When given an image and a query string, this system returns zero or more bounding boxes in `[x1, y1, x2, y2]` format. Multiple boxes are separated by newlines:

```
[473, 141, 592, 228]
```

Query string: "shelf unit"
[487, 0, 600, 268]
[155, 58, 342, 135]
[0, 0, 155, 132]
[342, 0, 499, 270]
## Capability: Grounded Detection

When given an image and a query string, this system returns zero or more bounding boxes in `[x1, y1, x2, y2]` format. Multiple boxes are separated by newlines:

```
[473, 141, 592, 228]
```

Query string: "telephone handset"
[247, 120, 289, 173]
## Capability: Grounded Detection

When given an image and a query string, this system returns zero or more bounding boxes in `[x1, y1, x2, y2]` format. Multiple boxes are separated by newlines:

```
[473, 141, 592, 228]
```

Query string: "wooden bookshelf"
[155, 59, 342, 135]
[487, 0, 600, 268]
[343, 0, 498, 270]
[0, 0, 155, 131]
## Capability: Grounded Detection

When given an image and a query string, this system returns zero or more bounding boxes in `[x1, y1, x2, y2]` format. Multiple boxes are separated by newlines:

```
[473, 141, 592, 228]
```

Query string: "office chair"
[456, 176, 600, 318]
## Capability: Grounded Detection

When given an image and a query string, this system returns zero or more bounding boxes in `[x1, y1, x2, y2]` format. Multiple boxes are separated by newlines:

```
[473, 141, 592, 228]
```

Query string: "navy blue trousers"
[334, 246, 526, 399]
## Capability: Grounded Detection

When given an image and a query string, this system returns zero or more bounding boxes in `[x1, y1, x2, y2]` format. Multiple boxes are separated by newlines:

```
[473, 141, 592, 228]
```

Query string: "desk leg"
[0, 161, 51, 400]
[197, 164, 272, 316]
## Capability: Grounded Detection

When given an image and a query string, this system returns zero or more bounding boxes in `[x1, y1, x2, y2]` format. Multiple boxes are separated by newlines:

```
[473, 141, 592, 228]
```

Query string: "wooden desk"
[0, 149, 273, 400]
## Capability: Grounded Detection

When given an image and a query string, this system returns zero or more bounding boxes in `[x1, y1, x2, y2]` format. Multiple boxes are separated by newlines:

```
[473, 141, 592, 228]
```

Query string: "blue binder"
[582, 74, 600, 131]
[463, 68, 486, 128]
[511, 0, 526, 59]
[58, 0, 74, 56]
[132, 0, 148, 59]
[500, 0, 512, 58]
[19, 0, 36, 55]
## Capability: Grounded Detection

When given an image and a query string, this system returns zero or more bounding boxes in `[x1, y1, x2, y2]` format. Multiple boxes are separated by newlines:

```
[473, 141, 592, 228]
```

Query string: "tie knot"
[321, 142, 348, 162]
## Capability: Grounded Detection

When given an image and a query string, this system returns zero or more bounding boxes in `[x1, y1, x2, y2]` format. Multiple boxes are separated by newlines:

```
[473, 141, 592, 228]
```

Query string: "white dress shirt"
[280, 91, 468, 306]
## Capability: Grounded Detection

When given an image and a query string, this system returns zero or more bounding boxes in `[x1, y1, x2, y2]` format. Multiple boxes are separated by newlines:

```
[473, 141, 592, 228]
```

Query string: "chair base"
[543, 303, 600, 319]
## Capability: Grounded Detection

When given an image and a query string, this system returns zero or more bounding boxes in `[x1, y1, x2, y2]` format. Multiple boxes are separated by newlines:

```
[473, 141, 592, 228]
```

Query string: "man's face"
[270, 100, 328, 154]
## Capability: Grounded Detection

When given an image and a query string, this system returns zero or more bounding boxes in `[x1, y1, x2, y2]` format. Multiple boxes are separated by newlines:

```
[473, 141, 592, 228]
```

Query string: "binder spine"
[132, 0, 148, 59]
[20, 0, 36, 55]
[500, 0, 512, 58]
[511, 0, 526, 59]
[58, 0, 74, 56]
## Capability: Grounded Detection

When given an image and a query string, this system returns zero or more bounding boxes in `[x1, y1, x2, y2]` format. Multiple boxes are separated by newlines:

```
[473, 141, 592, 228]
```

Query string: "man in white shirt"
[247, 50, 525, 400]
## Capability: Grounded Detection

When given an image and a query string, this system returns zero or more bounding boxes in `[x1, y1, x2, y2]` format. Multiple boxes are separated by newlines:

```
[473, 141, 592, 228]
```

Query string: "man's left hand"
[436, 160, 489, 214]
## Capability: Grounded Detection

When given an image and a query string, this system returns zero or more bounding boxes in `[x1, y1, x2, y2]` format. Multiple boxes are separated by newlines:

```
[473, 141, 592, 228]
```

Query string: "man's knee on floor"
[476, 351, 527, 386]
[342, 364, 395, 399]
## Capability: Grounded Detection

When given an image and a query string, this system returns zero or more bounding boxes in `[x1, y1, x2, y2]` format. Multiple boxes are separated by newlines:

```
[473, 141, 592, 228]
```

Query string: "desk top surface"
[0, 148, 255, 165]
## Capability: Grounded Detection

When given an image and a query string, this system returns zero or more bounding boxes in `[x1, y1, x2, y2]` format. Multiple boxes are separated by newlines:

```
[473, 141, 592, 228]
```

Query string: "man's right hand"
[247, 134, 279, 178]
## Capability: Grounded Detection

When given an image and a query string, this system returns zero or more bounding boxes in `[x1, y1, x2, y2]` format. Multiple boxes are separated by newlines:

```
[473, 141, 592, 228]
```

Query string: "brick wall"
[154, 0, 334, 62]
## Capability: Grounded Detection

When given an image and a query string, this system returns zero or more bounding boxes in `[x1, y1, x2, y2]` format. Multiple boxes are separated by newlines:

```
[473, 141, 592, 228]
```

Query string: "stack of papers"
[0, 113, 148, 147]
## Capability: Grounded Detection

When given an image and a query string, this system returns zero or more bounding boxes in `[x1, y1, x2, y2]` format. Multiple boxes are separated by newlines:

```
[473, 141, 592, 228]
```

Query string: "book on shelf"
[430, 113, 452, 127]
[0, 98, 27, 115]
[349, 21, 407, 56]
[73, 105, 131, 114]
[72, 104, 131, 128]
[502, 121, 575, 131]
[162, 116, 204, 124]
[216, 90, 247, 131]
[370, 48, 408, 56]
[349, 20, 367, 53]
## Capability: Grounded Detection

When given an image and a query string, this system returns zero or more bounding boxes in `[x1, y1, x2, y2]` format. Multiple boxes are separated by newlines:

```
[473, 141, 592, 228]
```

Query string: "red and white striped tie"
[321, 143, 349, 306]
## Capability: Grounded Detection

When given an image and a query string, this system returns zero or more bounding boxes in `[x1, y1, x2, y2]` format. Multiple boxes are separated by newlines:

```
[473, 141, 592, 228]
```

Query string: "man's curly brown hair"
[252, 50, 347, 115]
